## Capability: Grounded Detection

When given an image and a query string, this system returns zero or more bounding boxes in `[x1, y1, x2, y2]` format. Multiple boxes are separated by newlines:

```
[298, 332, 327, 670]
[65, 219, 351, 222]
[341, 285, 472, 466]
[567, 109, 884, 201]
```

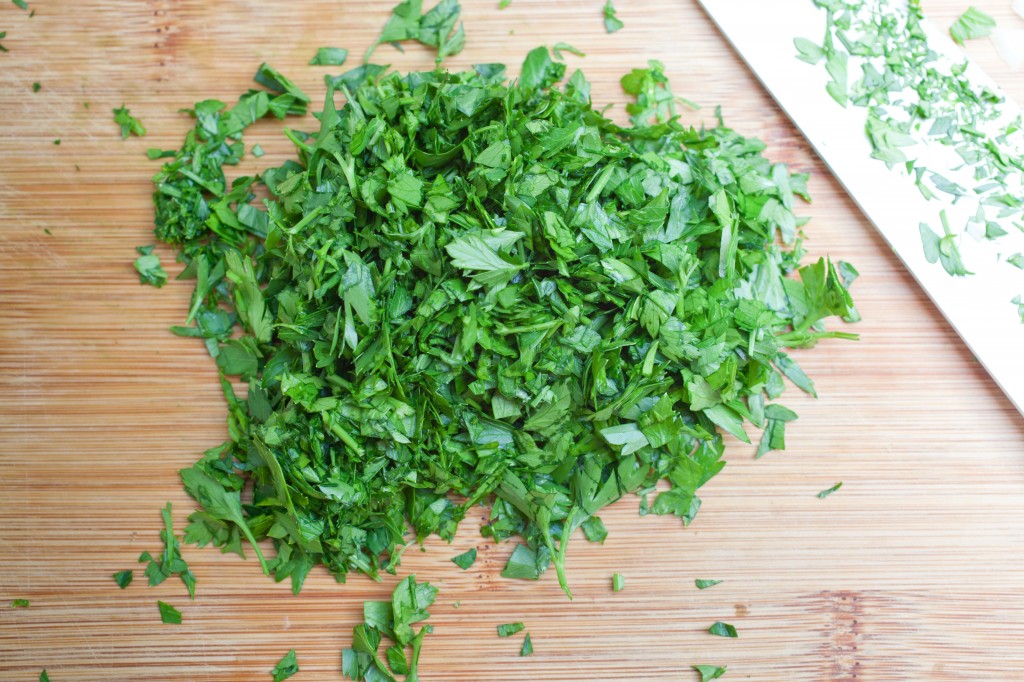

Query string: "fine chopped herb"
[309, 47, 350, 66]
[497, 622, 526, 637]
[611, 573, 625, 592]
[142, 51, 857, 603]
[817, 482, 843, 498]
[11, 599, 30, 608]
[551, 42, 585, 60]
[271, 650, 299, 682]
[692, 664, 727, 681]
[32, 81, 39, 92]
[113, 570, 134, 589]
[157, 600, 182, 624]
[134, 245, 168, 287]
[40, 672, 49, 682]
[1006, 253, 1024, 270]
[113, 104, 146, 139]
[342, 575, 436, 681]
[0, 31, 8, 53]
[949, 7, 996, 45]
[707, 621, 737, 638]
[53, 139, 60, 145]
[520, 633, 533, 656]
[139, 502, 196, 599]
[12, 0, 27, 8]
[603, 0, 624, 33]
[695, 579, 721, 590]
[367, 0, 465, 65]
[499, 0, 511, 7]
[451, 548, 477, 570]
[252, 144, 265, 158]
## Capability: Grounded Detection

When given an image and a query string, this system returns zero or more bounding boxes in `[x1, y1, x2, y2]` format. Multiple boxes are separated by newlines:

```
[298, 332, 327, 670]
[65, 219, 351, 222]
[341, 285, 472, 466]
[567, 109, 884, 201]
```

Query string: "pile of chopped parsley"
[143, 43, 858, 609]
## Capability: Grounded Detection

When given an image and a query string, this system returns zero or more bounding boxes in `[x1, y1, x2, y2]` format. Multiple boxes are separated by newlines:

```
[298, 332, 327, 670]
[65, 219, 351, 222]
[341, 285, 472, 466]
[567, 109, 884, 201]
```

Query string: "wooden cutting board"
[2, 1, 1024, 680]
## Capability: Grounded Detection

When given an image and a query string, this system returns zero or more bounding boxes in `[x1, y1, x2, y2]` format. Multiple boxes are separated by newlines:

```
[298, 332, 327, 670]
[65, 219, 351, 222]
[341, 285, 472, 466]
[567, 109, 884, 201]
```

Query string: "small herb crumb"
[497, 622, 525, 637]
[0, 31, 8, 53]
[695, 579, 722, 590]
[451, 548, 477, 570]
[271, 649, 299, 682]
[157, 600, 182, 624]
[53, 139, 60, 145]
[40, 672, 49, 682]
[32, 82, 40, 93]
[309, 47, 349, 66]
[708, 621, 738, 638]
[817, 482, 843, 499]
[520, 633, 533, 656]
[12, 0, 27, 10]
[603, 0, 623, 33]
[251, 144, 265, 158]
[12, 599, 30, 608]
[692, 664, 727, 681]
[498, 0, 511, 7]
[113, 104, 146, 139]
[113, 570, 134, 589]
[43, 227, 52, 235]
[611, 573, 625, 592]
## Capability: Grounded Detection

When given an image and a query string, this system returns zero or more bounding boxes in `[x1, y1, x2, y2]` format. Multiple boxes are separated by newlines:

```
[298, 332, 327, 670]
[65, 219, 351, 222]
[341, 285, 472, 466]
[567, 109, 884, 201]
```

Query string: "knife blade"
[697, 0, 1024, 414]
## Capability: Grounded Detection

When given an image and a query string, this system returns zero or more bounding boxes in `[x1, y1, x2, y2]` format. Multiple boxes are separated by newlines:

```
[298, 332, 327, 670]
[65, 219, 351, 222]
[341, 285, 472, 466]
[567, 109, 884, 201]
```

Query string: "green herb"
[0, 31, 8, 52]
[611, 573, 625, 592]
[11, 599, 30, 608]
[52, 139, 60, 145]
[603, 0, 624, 33]
[252, 144, 265, 158]
[816, 482, 843, 498]
[43, 227, 51, 235]
[756, 403, 797, 458]
[12, 0, 27, 8]
[113, 104, 146, 139]
[949, 7, 995, 45]
[40, 672, 49, 682]
[309, 47, 349, 66]
[113, 570, 134, 589]
[367, 0, 465, 65]
[342, 575, 436, 681]
[695, 579, 721, 590]
[498, 0, 511, 7]
[143, 53, 857, 603]
[139, 502, 196, 598]
[146, 148, 175, 160]
[708, 621, 737, 638]
[497, 622, 525, 637]
[520, 633, 533, 656]
[692, 664, 727, 681]
[157, 600, 182, 624]
[271, 650, 299, 681]
[451, 548, 477, 570]
[134, 245, 168, 288]
[1006, 253, 1024, 270]
[32, 81, 39, 92]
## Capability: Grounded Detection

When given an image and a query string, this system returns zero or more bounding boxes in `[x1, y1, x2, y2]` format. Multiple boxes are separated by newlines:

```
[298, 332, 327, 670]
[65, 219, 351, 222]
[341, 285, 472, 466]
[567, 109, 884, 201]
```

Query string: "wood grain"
[2, 1, 1024, 680]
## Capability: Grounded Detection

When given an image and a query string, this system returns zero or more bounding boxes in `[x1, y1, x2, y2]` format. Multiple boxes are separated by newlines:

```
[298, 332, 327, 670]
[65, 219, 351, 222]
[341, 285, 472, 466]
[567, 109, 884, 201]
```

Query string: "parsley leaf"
[497, 622, 526, 637]
[309, 47, 349, 66]
[603, 0, 624, 33]
[520, 633, 533, 656]
[708, 621, 738, 638]
[612, 573, 625, 592]
[950, 7, 996, 45]
[133, 245, 167, 287]
[271, 650, 299, 681]
[451, 548, 477, 570]
[157, 600, 182, 624]
[11, 599, 29, 608]
[692, 664, 727, 681]
[817, 482, 843, 499]
[139, 502, 196, 599]
[695, 579, 721, 590]
[113, 570, 134, 589]
[40, 672, 49, 682]
[113, 104, 146, 139]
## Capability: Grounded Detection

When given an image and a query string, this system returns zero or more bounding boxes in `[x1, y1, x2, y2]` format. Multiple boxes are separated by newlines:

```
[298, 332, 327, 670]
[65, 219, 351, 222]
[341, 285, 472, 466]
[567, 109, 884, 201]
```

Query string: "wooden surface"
[2, 1, 1024, 680]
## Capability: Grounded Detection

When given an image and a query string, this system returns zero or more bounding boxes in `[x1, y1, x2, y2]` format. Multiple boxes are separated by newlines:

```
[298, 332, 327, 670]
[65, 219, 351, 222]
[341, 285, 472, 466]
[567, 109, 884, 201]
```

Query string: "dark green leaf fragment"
[451, 548, 477, 570]
[139, 502, 196, 599]
[32, 81, 39, 92]
[497, 622, 525, 637]
[708, 621, 737, 638]
[520, 633, 533, 656]
[817, 482, 842, 499]
[11, 599, 29, 608]
[12, 0, 27, 8]
[134, 245, 167, 287]
[271, 649, 299, 682]
[40, 671, 49, 682]
[695, 579, 721, 590]
[113, 570, 134, 589]
[157, 600, 182, 624]
[113, 104, 146, 139]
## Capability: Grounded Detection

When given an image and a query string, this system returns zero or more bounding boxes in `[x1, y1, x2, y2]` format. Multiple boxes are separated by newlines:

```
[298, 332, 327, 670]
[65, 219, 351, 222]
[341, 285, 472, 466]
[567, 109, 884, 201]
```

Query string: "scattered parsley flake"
[603, 0, 624, 33]
[612, 573, 625, 592]
[309, 47, 349, 66]
[451, 548, 477, 570]
[251, 144, 265, 158]
[40, 672, 49, 682]
[157, 600, 182, 624]
[520, 633, 533, 656]
[708, 621, 738, 638]
[692, 664, 727, 681]
[134, 245, 168, 288]
[368, 0, 465, 65]
[113, 570, 134, 589]
[695, 579, 722, 590]
[113, 104, 146, 139]
[32, 81, 39, 92]
[12, 0, 27, 9]
[271, 650, 299, 681]
[817, 482, 843, 498]
[139, 502, 196, 598]
[11, 599, 30, 608]
[497, 622, 526, 637]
